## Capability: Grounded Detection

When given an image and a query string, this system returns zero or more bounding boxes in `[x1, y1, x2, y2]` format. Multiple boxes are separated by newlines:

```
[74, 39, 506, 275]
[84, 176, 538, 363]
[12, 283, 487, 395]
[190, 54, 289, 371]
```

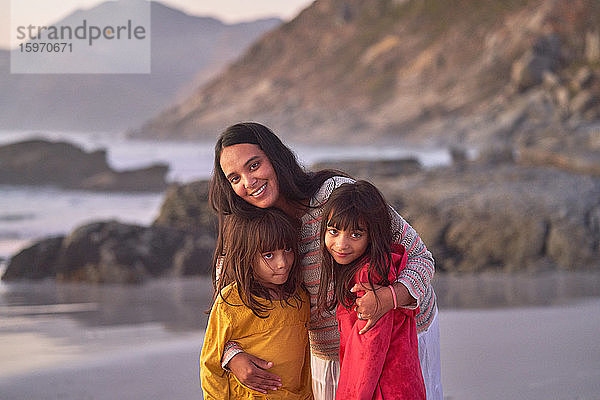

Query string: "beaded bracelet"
[389, 285, 397, 309]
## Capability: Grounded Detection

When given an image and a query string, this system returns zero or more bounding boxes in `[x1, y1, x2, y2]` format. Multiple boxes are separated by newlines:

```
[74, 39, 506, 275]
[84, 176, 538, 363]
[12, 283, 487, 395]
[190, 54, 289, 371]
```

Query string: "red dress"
[336, 244, 426, 400]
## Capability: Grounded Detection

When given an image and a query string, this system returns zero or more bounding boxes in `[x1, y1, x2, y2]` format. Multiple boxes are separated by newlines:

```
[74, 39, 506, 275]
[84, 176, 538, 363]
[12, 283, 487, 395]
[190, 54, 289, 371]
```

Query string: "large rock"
[2, 220, 214, 283]
[79, 164, 170, 192]
[153, 180, 217, 234]
[310, 158, 422, 180]
[0, 139, 110, 185]
[376, 160, 600, 272]
[0, 237, 63, 280]
[0, 139, 169, 192]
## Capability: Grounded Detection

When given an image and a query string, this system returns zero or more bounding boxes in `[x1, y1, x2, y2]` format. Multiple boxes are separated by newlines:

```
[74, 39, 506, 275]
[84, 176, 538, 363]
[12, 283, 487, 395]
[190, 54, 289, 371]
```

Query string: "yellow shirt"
[200, 283, 313, 399]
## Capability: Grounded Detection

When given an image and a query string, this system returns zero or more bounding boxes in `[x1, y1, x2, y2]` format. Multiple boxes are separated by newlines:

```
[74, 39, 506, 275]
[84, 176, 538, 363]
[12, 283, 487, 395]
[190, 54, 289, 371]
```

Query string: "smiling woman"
[219, 143, 281, 209]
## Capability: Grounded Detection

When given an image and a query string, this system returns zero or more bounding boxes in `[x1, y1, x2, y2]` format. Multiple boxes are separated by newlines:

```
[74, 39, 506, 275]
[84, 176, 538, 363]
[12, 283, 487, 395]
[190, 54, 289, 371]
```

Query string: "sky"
[1, 0, 314, 49]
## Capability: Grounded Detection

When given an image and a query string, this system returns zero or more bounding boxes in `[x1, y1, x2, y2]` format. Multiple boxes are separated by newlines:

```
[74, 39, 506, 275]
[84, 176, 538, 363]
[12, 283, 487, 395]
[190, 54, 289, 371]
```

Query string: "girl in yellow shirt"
[200, 208, 313, 399]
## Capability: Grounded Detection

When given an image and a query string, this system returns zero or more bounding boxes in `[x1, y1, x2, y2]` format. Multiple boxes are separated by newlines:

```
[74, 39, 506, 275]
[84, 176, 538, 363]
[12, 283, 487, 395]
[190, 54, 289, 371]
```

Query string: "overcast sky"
[1, 0, 313, 49]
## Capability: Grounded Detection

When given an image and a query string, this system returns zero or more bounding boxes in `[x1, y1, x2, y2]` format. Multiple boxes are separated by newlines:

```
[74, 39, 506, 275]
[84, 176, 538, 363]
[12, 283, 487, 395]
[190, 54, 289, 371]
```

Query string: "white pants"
[310, 352, 340, 400]
[418, 308, 443, 400]
[311, 308, 443, 400]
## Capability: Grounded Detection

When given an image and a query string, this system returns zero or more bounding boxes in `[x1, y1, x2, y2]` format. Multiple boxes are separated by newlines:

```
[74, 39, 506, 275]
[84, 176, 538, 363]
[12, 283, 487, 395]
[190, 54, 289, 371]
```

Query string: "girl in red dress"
[317, 180, 426, 400]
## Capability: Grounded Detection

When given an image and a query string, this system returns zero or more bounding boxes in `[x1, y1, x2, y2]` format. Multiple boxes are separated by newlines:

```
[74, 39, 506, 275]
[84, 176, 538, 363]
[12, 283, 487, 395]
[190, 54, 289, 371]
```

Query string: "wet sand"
[1, 298, 599, 400]
[439, 298, 600, 400]
[0, 336, 204, 400]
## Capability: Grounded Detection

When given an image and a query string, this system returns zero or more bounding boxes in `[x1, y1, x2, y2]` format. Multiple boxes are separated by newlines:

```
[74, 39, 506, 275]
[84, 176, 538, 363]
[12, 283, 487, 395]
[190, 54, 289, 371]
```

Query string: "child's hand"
[227, 352, 282, 393]
[351, 283, 392, 334]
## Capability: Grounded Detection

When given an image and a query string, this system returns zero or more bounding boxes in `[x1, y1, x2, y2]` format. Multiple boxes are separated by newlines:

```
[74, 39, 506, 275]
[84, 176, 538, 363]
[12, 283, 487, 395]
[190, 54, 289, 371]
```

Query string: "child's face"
[324, 224, 369, 265]
[253, 248, 295, 289]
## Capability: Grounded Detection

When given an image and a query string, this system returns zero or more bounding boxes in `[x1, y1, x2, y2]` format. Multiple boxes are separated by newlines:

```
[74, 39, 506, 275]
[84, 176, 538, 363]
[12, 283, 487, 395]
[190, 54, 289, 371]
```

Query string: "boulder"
[310, 158, 422, 179]
[2, 220, 215, 283]
[171, 235, 215, 276]
[377, 161, 600, 272]
[0, 139, 169, 192]
[0, 139, 110, 186]
[152, 180, 217, 235]
[79, 164, 169, 192]
[2, 180, 219, 284]
[0, 236, 64, 280]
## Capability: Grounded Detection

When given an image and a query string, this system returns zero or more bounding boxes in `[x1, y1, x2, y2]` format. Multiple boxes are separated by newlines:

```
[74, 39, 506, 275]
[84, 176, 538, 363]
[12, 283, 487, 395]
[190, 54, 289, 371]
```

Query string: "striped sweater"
[301, 176, 437, 360]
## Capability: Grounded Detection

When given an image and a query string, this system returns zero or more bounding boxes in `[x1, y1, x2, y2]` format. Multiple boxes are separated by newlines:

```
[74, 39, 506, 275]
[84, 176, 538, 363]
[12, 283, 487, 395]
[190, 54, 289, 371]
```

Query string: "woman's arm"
[391, 208, 434, 306]
[353, 207, 434, 334]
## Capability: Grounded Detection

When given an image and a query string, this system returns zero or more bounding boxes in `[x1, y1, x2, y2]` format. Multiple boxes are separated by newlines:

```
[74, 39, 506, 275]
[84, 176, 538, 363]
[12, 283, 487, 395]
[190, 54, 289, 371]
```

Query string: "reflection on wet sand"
[1, 272, 600, 333]
[0, 277, 214, 332]
[434, 270, 600, 309]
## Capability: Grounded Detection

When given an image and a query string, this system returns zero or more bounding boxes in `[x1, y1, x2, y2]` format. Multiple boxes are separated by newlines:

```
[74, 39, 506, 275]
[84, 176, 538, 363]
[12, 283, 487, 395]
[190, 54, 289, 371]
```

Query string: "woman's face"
[219, 143, 280, 209]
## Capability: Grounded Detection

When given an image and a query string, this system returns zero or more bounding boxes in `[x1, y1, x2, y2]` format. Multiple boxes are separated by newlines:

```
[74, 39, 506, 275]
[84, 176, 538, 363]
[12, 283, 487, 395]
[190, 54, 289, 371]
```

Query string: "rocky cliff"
[133, 0, 600, 151]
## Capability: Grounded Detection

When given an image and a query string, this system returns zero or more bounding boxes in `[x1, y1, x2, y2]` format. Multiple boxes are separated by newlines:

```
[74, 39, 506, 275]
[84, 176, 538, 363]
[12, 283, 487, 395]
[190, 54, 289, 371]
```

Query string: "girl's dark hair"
[317, 180, 393, 312]
[209, 122, 346, 289]
[217, 207, 303, 318]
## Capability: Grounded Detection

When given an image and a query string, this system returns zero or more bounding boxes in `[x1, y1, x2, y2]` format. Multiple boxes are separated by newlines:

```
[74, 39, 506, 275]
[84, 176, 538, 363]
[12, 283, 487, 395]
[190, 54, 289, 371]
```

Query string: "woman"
[208, 122, 442, 399]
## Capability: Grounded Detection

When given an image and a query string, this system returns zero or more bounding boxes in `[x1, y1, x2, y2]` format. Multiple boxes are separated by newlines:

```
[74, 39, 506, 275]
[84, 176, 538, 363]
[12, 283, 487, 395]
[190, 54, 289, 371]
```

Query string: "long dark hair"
[209, 122, 345, 289]
[317, 180, 393, 312]
[217, 208, 303, 318]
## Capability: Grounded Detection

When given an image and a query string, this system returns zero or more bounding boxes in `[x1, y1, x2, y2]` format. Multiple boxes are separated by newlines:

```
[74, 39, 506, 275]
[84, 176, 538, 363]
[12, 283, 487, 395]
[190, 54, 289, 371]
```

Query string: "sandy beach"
[1, 296, 599, 400]
[439, 299, 600, 400]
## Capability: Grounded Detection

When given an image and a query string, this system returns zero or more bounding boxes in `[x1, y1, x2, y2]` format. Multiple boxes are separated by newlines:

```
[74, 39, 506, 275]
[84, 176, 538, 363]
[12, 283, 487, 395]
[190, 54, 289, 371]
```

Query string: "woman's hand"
[351, 282, 416, 334]
[351, 283, 390, 334]
[226, 352, 282, 394]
